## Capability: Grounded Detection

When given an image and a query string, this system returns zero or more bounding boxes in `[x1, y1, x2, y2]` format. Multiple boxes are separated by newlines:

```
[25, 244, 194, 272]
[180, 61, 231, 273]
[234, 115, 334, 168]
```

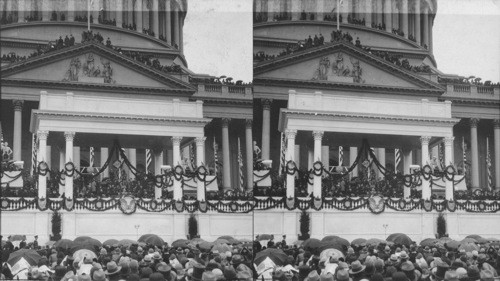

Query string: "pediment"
[1, 43, 195, 92]
[254, 43, 442, 91]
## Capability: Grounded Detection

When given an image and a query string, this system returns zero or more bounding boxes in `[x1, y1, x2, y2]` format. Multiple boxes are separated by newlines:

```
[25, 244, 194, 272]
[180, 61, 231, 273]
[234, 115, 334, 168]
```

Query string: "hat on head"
[223, 267, 237, 281]
[348, 247, 355, 254]
[375, 258, 385, 273]
[393, 272, 409, 281]
[337, 270, 351, 281]
[153, 252, 162, 260]
[297, 265, 312, 280]
[390, 254, 398, 262]
[445, 271, 460, 281]
[212, 268, 223, 280]
[190, 263, 206, 281]
[129, 259, 139, 273]
[148, 248, 155, 254]
[104, 261, 122, 276]
[349, 261, 366, 275]
[231, 254, 244, 264]
[433, 261, 451, 280]
[401, 262, 415, 272]
[456, 268, 467, 280]
[467, 267, 480, 281]
[149, 272, 166, 281]
[77, 273, 91, 281]
[157, 263, 172, 273]
[480, 270, 495, 281]
[143, 255, 152, 263]
[365, 260, 376, 275]
[338, 262, 349, 270]
[55, 265, 67, 278]
[140, 267, 153, 278]
[320, 272, 335, 281]
[400, 251, 409, 260]
[92, 270, 106, 281]
[305, 270, 320, 281]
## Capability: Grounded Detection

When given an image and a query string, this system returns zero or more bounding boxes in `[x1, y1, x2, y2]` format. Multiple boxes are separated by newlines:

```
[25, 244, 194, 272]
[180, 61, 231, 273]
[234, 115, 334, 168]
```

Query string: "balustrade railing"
[453, 84, 471, 93]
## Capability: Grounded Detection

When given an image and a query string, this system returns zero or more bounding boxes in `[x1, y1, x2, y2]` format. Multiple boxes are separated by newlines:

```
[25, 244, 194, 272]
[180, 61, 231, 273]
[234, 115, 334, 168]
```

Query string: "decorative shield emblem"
[119, 196, 136, 214]
[65, 198, 74, 210]
[174, 200, 184, 212]
[368, 196, 385, 214]
[478, 202, 486, 211]
[1, 199, 9, 209]
[37, 198, 46, 210]
[344, 200, 352, 209]
[198, 200, 208, 212]
[313, 197, 322, 210]
[230, 202, 238, 212]
[447, 200, 456, 212]
[423, 200, 433, 212]
[398, 199, 406, 209]
[286, 197, 295, 209]
[150, 200, 158, 211]
[95, 200, 103, 210]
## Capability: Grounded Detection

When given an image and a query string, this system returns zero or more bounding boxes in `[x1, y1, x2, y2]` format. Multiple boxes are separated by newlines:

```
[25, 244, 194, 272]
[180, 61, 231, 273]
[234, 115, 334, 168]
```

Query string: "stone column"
[350, 147, 358, 177]
[421, 136, 431, 200]
[128, 148, 136, 178]
[135, 0, 143, 31]
[403, 149, 412, 198]
[46, 146, 52, 169]
[152, 0, 159, 38]
[401, 0, 408, 38]
[267, 0, 274, 22]
[59, 150, 65, 195]
[291, 0, 300, 20]
[115, 0, 123, 27]
[64, 132, 75, 200]
[127, 0, 133, 25]
[377, 148, 386, 179]
[316, 0, 324, 21]
[12, 100, 23, 161]
[422, 6, 429, 47]
[42, 0, 49, 21]
[172, 136, 182, 200]
[173, 6, 179, 48]
[73, 146, 80, 172]
[313, 131, 323, 198]
[494, 120, 500, 189]
[444, 137, 455, 200]
[154, 150, 163, 177]
[383, 0, 392, 32]
[261, 99, 272, 160]
[365, 0, 372, 27]
[285, 129, 297, 198]
[67, 0, 75, 21]
[414, 0, 421, 45]
[375, 0, 383, 25]
[245, 120, 253, 191]
[195, 137, 206, 201]
[222, 118, 231, 190]
[37, 131, 49, 199]
[165, 0, 172, 44]
[341, 0, 349, 23]
[470, 118, 480, 188]
[18, 0, 24, 22]
[92, 0, 99, 24]
[101, 147, 109, 178]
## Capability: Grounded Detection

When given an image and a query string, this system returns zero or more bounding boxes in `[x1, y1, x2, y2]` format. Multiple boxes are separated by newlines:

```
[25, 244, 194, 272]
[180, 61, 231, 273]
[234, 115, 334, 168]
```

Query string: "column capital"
[470, 118, 480, 128]
[444, 136, 455, 146]
[195, 137, 206, 146]
[420, 136, 431, 145]
[245, 119, 253, 128]
[285, 129, 297, 139]
[12, 100, 24, 111]
[171, 136, 183, 145]
[64, 131, 75, 141]
[37, 131, 49, 140]
[262, 99, 272, 110]
[222, 118, 231, 127]
[312, 131, 324, 140]
[493, 119, 500, 129]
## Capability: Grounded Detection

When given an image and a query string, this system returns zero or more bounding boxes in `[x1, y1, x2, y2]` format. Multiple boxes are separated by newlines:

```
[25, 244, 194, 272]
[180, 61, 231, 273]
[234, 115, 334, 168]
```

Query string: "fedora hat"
[468, 266, 481, 281]
[433, 261, 450, 280]
[202, 271, 217, 281]
[349, 261, 366, 275]
[231, 254, 244, 265]
[445, 271, 460, 281]
[104, 261, 122, 276]
[92, 270, 106, 281]
[320, 272, 335, 281]
[337, 270, 351, 281]
[305, 270, 320, 281]
[190, 263, 206, 281]
[480, 270, 495, 281]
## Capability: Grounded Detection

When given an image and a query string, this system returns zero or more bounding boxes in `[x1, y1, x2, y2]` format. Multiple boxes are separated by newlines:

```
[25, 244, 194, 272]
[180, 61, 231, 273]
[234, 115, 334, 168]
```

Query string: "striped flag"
[339, 146, 344, 166]
[31, 133, 38, 175]
[89, 147, 95, 167]
[487, 137, 493, 190]
[213, 137, 219, 176]
[190, 142, 196, 170]
[439, 142, 445, 168]
[462, 137, 467, 175]
[146, 149, 152, 172]
[279, 132, 287, 175]
[395, 148, 401, 172]
[238, 137, 244, 191]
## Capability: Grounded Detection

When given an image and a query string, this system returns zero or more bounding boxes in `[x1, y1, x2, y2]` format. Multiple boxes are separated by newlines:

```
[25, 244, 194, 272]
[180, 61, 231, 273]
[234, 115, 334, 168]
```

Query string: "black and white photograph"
[0, 0, 499, 280]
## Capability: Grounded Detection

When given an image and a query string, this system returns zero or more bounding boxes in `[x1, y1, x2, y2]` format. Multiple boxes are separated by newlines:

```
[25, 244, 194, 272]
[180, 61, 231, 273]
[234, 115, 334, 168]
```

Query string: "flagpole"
[337, 0, 340, 31]
[88, 0, 91, 31]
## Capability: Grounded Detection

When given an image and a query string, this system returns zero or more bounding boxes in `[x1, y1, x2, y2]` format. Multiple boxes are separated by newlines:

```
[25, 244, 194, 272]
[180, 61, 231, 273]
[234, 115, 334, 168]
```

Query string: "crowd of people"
[254, 235, 500, 281]
[1, 236, 254, 280]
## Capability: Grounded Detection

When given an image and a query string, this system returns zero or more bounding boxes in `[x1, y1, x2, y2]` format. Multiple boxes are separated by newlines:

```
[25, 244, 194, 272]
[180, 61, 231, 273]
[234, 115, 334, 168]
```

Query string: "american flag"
[31, 133, 38, 175]
[213, 137, 219, 176]
[339, 146, 343, 166]
[462, 137, 467, 175]
[146, 149, 152, 172]
[439, 142, 445, 168]
[89, 147, 95, 167]
[190, 142, 196, 170]
[487, 137, 493, 190]
[279, 132, 287, 175]
[238, 137, 244, 191]
[395, 148, 401, 172]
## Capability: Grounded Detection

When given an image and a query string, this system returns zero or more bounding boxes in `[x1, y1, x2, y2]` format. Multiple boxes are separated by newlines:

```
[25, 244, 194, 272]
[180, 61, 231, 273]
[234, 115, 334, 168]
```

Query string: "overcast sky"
[183, 0, 500, 83]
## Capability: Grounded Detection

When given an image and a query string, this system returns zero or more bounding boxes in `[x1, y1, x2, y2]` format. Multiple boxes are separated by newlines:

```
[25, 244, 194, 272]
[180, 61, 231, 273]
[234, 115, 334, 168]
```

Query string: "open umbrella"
[70, 244, 98, 255]
[103, 239, 119, 246]
[7, 249, 42, 267]
[118, 239, 136, 247]
[317, 241, 345, 254]
[365, 238, 385, 246]
[256, 234, 273, 241]
[171, 239, 190, 248]
[351, 238, 367, 246]
[254, 248, 288, 266]
[420, 238, 439, 247]
[458, 242, 479, 252]
[254, 256, 277, 279]
[138, 234, 164, 247]
[73, 249, 97, 261]
[465, 235, 482, 240]
[320, 248, 345, 261]
[387, 234, 413, 246]
[321, 236, 350, 248]
[461, 238, 478, 244]
[74, 236, 94, 243]
[302, 238, 321, 252]
[198, 241, 215, 251]
[54, 239, 75, 249]
[44, 241, 56, 248]
[214, 239, 230, 245]
[189, 238, 206, 246]
[475, 238, 489, 244]
[217, 236, 239, 244]
[75, 238, 102, 249]
[445, 240, 460, 250]
[212, 243, 231, 253]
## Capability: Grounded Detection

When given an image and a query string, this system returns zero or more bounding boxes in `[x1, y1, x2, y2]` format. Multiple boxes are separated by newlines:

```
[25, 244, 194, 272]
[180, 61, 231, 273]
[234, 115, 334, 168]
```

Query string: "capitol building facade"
[1, 0, 499, 244]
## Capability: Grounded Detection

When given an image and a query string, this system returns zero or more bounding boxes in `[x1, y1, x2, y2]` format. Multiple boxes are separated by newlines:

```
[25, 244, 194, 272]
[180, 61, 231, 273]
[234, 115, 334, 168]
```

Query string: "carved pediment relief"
[62, 53, 115, 84]
[312, 53, 364, 83]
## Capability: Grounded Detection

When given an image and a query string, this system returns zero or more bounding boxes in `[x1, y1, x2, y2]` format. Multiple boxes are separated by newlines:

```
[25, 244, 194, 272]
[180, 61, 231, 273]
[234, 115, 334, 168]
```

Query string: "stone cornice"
[190, 97, 252, 106]
[439, 97, 500, 106]
[1, 78, 194, 96]
[282, 109, 460, 125]
[254, 42, 443, 91]
[1, 41, 196, 91]
[254, 77, 443, 96]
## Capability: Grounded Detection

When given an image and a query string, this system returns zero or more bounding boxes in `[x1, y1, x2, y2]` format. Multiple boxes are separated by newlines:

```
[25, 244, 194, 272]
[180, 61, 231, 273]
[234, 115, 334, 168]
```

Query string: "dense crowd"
[437, 77, 500, 87]
[253, 235, 500, 281]
[1, 236, 254, 281]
